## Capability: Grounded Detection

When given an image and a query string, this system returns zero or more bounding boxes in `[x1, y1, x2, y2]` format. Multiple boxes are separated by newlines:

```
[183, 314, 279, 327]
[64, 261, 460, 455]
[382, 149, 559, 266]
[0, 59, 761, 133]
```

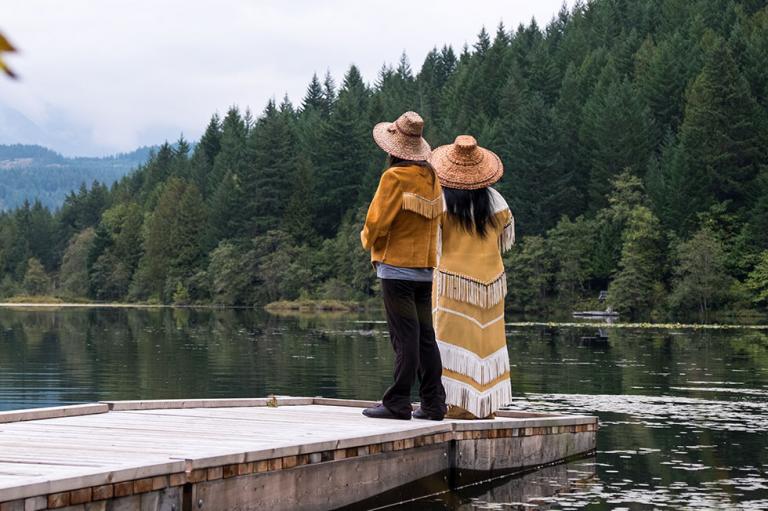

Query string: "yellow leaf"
[0, 60, 17, 79]
[0, 32, 18, 78]
[0, 33, 17, 52]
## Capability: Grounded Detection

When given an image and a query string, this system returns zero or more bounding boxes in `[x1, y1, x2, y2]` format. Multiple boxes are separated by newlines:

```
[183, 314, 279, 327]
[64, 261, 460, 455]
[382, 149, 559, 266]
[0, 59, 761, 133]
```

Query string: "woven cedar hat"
[372, 111, 431, 161]
[430, 135, 503, 190]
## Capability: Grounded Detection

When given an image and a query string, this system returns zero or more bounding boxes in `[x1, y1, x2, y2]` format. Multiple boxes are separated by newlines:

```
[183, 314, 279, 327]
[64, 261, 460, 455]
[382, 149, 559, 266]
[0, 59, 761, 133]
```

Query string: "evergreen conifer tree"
[672, 37, 765, 230]
[314, 66, 371, 237]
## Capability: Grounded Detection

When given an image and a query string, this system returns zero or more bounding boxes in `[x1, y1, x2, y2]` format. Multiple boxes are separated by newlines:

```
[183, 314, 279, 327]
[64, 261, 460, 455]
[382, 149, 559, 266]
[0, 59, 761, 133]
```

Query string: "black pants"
[380, 279, 447, 417]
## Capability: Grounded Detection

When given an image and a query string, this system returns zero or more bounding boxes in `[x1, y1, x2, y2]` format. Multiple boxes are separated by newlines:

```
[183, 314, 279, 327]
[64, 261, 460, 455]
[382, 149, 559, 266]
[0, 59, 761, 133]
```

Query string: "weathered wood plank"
[103, 396, 314, 411]
[0, 405, 108, 424]
[0, 399, 597, 504]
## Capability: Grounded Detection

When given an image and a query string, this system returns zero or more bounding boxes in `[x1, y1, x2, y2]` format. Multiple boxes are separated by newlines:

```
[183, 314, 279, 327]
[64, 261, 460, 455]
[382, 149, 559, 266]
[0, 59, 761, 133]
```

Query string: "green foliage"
[670, 227, 736, 316]
[608, 206, 665, 317]
[250, 231, 313, 303]
[548, 216, 595, 304]
[504, 236, 555, 313]
[322, 207, 377, 299]
[208, 241, 255, 306]
[60, 228, 96, 297]
[0, 0, 767, 320]
[592, 171, 648, 282]
[314, 66, 373, 237]
[132, 178, 206, 301]
[668, 37, 767, 234]
[499, 89, 575, 235]
[22, 257, 50, 295]
[746, 251, 768, 308]
[172, 281, 190, 305]
[243, 100, 298, 236]
[87, 202, 144, 301]
[580, 68, 654, 210]
[0, 144, 149, 211]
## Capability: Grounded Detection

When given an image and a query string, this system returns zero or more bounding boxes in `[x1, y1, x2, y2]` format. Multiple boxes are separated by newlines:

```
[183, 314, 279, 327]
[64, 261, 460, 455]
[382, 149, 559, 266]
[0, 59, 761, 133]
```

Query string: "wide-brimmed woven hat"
[430, 135, 503, 190]
[372, 111, 431, 161]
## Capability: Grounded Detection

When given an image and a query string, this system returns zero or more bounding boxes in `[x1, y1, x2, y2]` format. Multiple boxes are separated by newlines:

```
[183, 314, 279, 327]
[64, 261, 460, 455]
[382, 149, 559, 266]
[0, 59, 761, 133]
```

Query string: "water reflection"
[356, 458, 597, 510]
[0, 307, 392, 410]
[1, 307, 767, 509]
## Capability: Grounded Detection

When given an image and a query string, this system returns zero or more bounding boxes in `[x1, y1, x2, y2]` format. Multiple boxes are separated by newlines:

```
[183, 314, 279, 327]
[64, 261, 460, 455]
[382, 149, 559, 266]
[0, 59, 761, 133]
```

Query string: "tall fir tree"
[208, 107, 249, 241]
[668, 36, 766, 234]
[498, 90, 574, 235]
[301, 73, 326, 114]
[314, 65, 372, 237]
[242, 100, 298, 236]
[190, 114, 222, 198]
[208, 107, 248, 200]
[579, 63, 654, 210]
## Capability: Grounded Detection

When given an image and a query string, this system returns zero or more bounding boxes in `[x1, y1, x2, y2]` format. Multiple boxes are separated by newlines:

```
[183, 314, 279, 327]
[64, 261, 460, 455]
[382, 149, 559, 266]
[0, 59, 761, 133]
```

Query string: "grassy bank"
[0, 294, 378, 313]
[264, 299, 368, 313]
[2, 295, 65, 304]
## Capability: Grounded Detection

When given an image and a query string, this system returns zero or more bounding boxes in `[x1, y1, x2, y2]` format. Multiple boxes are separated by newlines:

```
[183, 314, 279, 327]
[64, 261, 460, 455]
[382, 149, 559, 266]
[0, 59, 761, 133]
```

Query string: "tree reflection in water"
[1, 308, 767, 509]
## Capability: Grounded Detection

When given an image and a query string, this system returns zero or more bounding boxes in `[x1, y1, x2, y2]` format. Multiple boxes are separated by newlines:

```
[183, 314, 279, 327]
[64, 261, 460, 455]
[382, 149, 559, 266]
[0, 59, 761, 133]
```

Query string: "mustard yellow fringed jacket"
[360, 164, 442, 268]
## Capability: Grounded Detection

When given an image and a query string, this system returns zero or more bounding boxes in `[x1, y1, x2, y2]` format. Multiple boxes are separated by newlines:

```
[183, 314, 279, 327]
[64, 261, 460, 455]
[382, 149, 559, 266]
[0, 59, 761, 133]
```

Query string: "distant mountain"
[0, 144, 153, 210]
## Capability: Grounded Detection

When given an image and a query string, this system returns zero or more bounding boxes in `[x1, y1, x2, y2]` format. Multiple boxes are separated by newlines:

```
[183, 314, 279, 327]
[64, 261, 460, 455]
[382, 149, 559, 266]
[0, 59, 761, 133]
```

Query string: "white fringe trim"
[442, 376, 512, 419]
[437, 341, 510, 385]
[500, 215, 515, 252]
[436, 270, 507, 309]
[402, 192, 442, 219]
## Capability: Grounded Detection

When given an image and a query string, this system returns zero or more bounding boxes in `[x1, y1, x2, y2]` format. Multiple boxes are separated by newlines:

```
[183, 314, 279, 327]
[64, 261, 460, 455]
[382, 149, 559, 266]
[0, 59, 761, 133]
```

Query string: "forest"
[0, 144, 152, 210]
[0, 0, 767, 320]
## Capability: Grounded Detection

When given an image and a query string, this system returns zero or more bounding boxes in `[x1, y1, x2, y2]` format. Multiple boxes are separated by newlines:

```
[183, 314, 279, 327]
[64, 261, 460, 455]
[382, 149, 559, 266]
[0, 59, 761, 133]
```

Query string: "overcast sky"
[0, 1, 570, 156]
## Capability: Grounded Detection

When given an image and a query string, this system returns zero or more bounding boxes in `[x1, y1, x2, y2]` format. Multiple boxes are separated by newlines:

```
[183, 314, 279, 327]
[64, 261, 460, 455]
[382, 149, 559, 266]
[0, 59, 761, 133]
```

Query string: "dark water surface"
[1, 307, 767, 509]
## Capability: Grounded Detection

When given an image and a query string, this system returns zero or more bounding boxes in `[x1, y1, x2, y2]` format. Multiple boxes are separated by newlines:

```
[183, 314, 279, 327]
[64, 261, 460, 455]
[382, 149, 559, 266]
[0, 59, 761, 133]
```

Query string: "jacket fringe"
[442, 376, 512, 419]
[402, 192, 442, 219]
[437, 341, 510, 385]
[436, 269, 507, 309]
[499, 214, 515, 252]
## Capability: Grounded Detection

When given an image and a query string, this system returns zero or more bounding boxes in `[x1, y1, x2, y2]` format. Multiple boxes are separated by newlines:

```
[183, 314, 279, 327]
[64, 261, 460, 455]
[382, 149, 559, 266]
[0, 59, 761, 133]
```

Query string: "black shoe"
[362, 404, 411, 420]
[412, 407, 444, 421]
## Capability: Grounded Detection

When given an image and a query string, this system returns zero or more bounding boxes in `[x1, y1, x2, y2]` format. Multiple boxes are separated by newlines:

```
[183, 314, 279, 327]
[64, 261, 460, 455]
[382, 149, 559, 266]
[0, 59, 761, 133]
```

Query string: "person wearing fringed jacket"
[429, 135, 515, 419]
[359, 111, 447, 421]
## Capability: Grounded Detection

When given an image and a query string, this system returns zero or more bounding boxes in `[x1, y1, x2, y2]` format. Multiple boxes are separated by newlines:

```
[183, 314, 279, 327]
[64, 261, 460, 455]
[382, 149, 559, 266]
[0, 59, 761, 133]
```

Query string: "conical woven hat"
[372, 111, 431, 161]
[430, 135, 503, 190]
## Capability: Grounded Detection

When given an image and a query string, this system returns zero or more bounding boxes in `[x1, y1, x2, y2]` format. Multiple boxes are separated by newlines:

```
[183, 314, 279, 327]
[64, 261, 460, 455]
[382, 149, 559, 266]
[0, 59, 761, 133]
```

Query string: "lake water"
[1, 307, 767, 510]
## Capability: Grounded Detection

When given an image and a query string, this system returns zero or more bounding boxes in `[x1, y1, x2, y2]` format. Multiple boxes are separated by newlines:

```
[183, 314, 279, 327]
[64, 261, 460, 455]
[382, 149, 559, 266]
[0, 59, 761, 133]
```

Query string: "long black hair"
[443, 187, 499, 238]
[386, 154, 434, 171]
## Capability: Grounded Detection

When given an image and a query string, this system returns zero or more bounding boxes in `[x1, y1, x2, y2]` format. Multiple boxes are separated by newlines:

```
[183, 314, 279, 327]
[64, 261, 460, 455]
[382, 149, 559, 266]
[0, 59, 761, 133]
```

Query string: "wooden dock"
[0, 397, 597, 511]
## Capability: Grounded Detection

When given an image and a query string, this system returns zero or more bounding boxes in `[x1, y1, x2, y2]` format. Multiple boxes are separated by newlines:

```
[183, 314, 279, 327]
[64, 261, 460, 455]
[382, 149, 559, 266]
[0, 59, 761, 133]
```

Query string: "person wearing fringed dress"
[429, 135, 515, 419]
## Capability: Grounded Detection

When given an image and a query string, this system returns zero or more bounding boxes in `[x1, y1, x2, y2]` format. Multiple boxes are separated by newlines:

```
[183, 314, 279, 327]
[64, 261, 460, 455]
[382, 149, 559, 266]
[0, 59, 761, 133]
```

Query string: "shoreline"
[1, 302, 766, 329]
[1, 301, 765, 329]
[0, 302, 249, 309]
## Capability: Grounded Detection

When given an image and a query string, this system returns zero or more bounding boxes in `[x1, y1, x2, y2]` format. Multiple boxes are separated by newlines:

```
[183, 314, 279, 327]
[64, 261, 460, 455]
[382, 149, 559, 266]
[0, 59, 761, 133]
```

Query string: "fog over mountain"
[0, 143, 153, 210]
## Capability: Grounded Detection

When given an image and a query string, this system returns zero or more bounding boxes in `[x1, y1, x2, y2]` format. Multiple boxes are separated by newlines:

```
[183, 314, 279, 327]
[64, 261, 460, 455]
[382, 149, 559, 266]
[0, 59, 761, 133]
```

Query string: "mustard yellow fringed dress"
[433, 187, 514, 419]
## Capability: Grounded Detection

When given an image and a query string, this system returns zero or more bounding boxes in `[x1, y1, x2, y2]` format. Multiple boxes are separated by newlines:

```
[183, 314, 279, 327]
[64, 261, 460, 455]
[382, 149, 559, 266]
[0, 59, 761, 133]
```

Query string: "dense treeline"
[1, 0, 767, 320]
[0, 144, 152, 210]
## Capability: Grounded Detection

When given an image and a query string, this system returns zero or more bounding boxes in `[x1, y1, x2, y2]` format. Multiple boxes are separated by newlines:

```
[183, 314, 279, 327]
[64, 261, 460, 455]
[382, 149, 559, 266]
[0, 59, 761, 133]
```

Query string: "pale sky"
[0, 1, 570, 156]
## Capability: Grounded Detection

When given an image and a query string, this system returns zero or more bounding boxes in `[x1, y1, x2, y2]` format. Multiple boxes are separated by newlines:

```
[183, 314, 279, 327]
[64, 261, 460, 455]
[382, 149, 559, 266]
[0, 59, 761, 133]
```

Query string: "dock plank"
[0, 400, 597, 504]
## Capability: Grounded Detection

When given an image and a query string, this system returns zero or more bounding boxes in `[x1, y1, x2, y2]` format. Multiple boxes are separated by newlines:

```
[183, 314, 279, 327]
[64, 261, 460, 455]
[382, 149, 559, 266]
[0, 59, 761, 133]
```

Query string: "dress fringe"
[402, 192, 442, 219]
[436, 270, 507, 309]
[442, 377, 512, 419]
[437, 341, 510, 385]
[499, 214, 515, 252]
